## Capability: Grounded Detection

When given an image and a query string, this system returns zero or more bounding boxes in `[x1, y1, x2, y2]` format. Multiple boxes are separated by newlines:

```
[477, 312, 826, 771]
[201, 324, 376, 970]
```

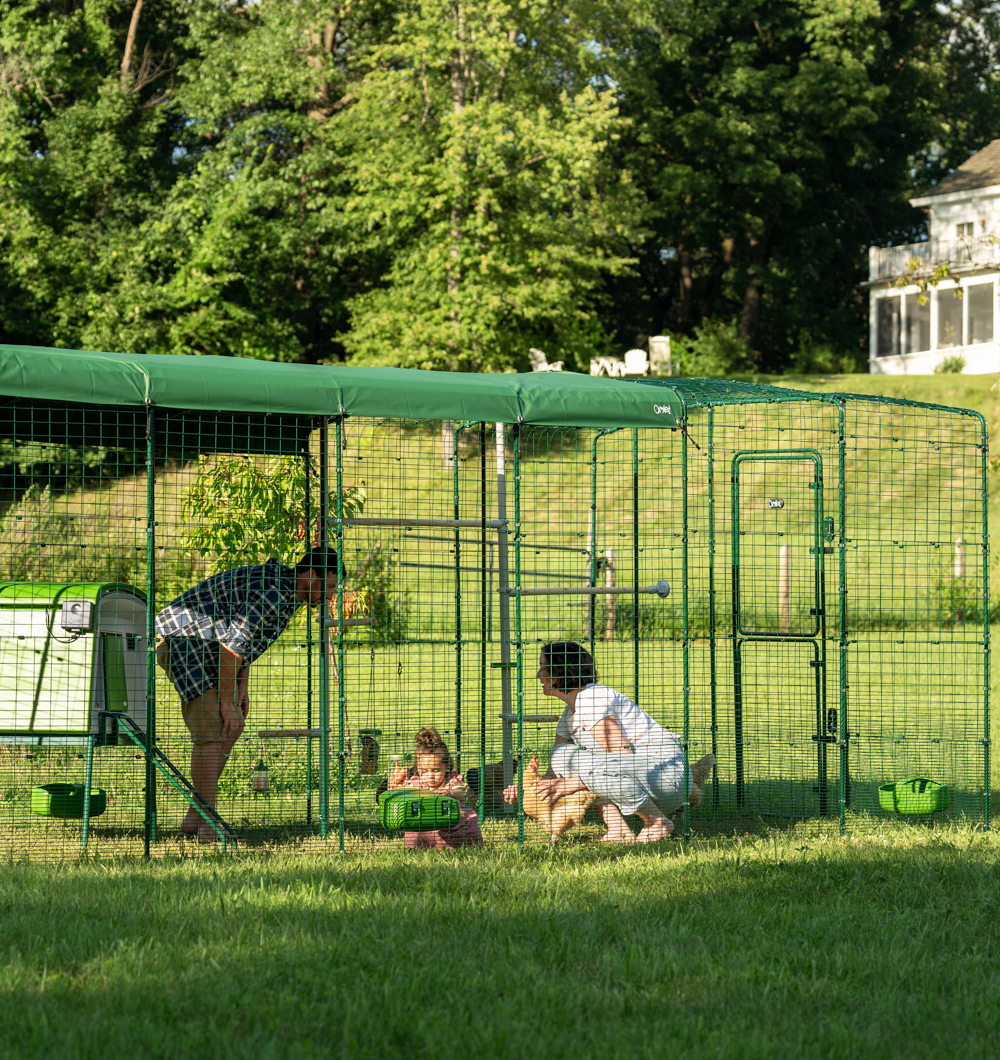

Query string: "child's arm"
[445, 774, 472, 805]
[388, 761, 411, 788]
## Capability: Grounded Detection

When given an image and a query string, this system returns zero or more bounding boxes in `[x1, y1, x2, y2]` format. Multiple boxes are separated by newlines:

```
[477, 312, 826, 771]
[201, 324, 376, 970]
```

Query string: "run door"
[731, 451, 833, 816]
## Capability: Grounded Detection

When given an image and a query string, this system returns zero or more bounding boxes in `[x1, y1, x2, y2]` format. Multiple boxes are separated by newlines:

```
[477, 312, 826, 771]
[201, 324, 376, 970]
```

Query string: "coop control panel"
[59, 599, 94, 632]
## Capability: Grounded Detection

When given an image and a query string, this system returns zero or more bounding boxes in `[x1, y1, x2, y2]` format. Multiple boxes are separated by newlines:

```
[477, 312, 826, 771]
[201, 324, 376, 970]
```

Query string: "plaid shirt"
[156, 559, 300, 702]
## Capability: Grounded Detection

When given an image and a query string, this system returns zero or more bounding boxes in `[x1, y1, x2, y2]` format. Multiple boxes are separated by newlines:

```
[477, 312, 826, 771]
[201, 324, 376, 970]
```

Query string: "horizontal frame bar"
[502, 582, 670, 598]
[335, 517, 506, 529]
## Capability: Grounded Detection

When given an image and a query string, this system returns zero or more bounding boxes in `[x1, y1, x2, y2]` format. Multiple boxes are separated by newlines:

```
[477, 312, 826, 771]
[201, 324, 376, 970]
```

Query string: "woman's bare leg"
[635, 799, 674, 842]
[598, 801, 635, 843]
[688, 754, 715, 808]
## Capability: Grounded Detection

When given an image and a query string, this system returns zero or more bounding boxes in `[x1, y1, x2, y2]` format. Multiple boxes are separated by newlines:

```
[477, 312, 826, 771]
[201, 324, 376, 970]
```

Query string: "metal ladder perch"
[99, 711, 238, 850]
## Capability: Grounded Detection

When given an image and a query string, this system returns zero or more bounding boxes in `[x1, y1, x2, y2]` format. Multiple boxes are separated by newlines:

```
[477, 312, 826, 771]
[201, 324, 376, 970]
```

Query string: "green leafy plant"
[182, 455, 366, 573]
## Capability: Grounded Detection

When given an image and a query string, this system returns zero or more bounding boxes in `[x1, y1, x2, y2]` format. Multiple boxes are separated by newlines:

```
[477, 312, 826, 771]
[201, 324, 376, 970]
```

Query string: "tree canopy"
[2, 0, 998, 371]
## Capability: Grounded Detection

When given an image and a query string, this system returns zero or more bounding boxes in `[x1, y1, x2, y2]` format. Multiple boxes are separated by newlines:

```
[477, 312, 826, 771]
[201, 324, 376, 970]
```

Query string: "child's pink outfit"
[401, 773, 483, 849]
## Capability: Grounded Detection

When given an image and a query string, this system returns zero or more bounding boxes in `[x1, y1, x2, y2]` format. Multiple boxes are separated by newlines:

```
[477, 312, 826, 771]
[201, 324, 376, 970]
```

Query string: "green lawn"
[3, 829, 1000, 1059]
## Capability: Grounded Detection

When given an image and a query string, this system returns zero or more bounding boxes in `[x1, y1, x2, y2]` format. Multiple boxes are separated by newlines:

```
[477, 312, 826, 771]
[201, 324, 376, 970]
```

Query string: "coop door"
[731, 450, 831, 815]
[733, 640, 833, 817]
[732, 452, 823, 636]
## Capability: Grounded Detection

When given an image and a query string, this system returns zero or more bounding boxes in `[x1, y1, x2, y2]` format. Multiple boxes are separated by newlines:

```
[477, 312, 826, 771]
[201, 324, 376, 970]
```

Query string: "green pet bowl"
[878, 778, 949, 815]
[30, 783, 107, 819]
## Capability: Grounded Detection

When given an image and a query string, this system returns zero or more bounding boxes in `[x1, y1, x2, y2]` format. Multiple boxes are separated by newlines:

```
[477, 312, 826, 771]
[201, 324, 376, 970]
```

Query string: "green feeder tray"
[378, 788, 461, 832]
[30, 783, 107, 819]
[878, 778, 949, 815]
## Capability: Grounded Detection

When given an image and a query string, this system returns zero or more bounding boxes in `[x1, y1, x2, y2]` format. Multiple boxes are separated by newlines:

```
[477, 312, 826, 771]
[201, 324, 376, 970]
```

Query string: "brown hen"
[521, 755, 594, 844]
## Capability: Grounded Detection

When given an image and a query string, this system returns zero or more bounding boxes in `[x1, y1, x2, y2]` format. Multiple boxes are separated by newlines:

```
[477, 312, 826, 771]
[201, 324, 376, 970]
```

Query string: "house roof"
[926, 139, 1000, 196]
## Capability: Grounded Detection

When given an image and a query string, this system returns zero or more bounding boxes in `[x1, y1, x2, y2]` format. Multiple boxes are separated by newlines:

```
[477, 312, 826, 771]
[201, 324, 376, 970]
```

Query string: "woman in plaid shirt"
[156, 547, 337, 841]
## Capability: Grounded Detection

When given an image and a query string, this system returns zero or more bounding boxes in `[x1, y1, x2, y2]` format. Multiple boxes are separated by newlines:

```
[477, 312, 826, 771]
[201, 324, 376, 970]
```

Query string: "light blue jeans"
[550, 738, 689, 816]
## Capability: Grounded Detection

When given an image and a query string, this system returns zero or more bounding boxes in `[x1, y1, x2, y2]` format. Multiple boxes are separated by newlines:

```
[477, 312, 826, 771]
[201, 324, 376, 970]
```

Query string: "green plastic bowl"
[878, 778, 949, 815]
[30, 783, 107, 819]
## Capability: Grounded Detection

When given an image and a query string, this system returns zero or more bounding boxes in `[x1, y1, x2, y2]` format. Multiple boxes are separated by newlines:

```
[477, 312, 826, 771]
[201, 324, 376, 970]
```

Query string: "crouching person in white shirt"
[505, 641, 715, 843]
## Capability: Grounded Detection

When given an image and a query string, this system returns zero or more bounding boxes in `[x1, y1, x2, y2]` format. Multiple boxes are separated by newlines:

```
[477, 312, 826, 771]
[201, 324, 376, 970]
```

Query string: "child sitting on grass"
[389, 728, 483, 849]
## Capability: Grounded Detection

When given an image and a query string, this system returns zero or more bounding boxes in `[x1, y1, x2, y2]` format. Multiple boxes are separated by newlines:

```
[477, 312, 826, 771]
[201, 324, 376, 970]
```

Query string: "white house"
[867, 139, 1000, 374]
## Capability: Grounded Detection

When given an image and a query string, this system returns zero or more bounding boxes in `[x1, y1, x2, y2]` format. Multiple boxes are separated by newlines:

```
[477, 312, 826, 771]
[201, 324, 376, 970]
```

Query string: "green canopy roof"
[0, 344, 982, 455]
[0, 344, 696, 427]
[2, 343, 975, 434]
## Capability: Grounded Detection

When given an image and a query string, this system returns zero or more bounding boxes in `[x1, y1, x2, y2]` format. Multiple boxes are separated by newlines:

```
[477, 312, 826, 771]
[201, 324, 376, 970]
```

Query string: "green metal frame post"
[707, 408, 719, 809]
[479, 423, 488, 823]
[81, 733, 94, 850]
[453, 420, 477, 770]
[304, 445, 313, 827]
[336, 416, 346, 852]
[496, 423, 514, 803]
[513, 424, 524, 848]
[318, 418, 330, 839]
[144, 399, 157, 857]
[454, 425, 463, 769]
[979, 412, 991, 830]
[837, 403, 848, 833]
[633, 427, 640, 704]
[680, 408, 691, 839]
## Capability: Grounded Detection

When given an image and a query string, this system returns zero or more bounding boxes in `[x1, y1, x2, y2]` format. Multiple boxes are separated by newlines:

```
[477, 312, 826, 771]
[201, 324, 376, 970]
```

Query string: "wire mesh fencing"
[0, 388, 987, 859]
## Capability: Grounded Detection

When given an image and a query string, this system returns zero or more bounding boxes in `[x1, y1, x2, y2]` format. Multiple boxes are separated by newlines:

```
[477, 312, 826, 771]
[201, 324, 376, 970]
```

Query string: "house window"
[904, 293, 930, 353]
[937, 290, 963, 348]
[957, 222, 975, 239]
[876, 296, 900, 357]
[967, 282, 994, 344]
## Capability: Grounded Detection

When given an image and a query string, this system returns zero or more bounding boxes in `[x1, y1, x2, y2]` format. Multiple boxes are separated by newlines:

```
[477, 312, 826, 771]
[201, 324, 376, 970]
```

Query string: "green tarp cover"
[0, 345, 855, 428]
[0, 345, 694, 427]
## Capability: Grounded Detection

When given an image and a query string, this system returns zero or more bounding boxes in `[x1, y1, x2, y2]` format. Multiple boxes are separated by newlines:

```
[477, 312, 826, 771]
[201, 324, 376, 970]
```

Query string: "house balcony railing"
[868, 235, 1000, 282]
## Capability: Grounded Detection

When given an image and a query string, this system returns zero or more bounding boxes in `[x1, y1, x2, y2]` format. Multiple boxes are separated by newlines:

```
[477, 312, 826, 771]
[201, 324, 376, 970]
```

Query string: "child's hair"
[414, 727, 451, 771]
[540, 641, 597, 692]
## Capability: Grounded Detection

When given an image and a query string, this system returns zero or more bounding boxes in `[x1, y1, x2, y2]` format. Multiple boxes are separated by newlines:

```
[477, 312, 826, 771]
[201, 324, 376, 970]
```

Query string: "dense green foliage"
[2, 0, 999, 370]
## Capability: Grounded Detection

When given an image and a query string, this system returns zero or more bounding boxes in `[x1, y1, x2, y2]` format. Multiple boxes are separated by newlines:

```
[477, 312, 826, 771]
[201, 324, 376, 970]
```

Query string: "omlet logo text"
[652, 404, 671, 415]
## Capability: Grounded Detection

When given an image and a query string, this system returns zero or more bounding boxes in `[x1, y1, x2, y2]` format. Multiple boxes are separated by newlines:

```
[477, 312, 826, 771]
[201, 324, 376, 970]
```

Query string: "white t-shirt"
[554, 684, 672, 753]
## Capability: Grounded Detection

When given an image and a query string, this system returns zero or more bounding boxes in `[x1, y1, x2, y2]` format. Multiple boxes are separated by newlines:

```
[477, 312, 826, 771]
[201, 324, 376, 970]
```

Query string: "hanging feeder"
[359, 729, 381, 775]
[250, 759, 270, 794]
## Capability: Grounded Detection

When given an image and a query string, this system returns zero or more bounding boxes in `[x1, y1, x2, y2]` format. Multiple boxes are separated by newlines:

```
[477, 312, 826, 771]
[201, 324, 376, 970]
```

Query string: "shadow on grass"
[1, 835, 1000, 1059]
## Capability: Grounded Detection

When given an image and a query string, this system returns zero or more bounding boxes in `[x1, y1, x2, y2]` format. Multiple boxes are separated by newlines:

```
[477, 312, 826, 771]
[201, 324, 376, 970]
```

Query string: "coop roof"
[0, 346, 838, 432]
[0, 583, 146, 607]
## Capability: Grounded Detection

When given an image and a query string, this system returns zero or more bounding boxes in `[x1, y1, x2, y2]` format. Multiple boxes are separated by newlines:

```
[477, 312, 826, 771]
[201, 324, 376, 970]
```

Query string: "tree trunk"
[448, 4, 470, 332]
[307, 17, 342, 123]
[739, 280, 761, 346]
[739, 237, 766, 355]
[678, 246, 693, 332]
[701, 236, 734, 319]
[120, 0, 143, 88]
